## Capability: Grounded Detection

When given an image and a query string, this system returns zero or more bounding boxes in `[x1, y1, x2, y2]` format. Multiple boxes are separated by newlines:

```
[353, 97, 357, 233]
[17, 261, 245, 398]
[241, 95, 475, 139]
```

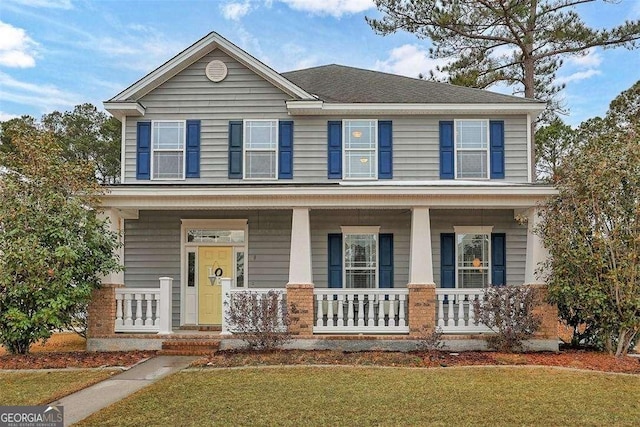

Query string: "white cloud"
[489, 44, 518, 60]
[276, 43, 321, 71]
[556, 69, 601, 85]
[0, 21, 38, 68]
[6, 0, 73, 8]
[279, 0, 374, 18]
[221, 1, 252, 21]
[374, 44, 451, 80]
[87, 28, 185, 73]
[0, 111, 19, 121]
[0, 71, 82, 113]
[567, 49, 602, 67]
[557, 49, 602, 86]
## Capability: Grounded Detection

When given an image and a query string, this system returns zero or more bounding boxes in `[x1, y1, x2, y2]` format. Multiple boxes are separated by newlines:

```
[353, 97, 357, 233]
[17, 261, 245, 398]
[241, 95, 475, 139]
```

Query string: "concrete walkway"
[52, 356, 197, 426]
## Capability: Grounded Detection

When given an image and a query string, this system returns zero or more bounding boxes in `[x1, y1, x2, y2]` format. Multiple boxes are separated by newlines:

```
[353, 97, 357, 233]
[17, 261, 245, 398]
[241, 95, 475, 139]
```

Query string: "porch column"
[287, 208, 313, 285]
[524, 207, 549, 284]
[99, 208, 125, 286]
[409, 207, 435, 285]
[87, 208, 125, 338]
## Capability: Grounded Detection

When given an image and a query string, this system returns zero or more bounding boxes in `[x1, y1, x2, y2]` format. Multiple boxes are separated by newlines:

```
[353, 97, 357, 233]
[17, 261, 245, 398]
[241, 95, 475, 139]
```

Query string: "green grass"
[0, 370, 116, 405]
[77, 366, 640, 426]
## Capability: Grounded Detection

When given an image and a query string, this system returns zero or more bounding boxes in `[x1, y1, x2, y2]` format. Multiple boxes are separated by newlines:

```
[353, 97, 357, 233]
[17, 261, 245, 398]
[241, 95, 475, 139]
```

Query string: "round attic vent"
[205, 60, 228, 82]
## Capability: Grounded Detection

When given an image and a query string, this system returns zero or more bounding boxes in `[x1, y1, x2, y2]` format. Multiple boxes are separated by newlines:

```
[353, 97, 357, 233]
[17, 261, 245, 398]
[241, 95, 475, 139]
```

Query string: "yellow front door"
[198, 246, 233, 325]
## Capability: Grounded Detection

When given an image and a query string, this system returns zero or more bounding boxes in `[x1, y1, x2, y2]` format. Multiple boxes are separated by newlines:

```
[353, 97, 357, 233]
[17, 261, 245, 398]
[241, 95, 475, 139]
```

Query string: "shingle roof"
[282, 64, 541, 104]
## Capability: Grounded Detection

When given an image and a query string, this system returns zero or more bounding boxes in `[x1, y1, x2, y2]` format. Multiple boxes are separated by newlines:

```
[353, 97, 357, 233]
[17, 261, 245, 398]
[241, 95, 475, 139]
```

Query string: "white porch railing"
[436, 288, 492, 334]
[313, 289, 409, 334]
[221, 279, 288, 335]
[114, 277, 173, 334]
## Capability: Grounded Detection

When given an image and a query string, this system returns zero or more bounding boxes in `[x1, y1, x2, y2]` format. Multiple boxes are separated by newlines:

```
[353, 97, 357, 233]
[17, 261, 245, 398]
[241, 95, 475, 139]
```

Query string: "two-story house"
[90, 32, 558, 352]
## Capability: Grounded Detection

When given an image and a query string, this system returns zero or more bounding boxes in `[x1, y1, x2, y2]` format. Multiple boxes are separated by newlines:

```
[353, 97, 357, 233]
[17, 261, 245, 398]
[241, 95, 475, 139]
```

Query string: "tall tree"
[368, 1, 640, 106]
[535, 118, 576, 181]
[0, 127, 121, 354]
[538, 81, 640, 356]
[1, 105, 121, 184]
[41, 103, 121, 184]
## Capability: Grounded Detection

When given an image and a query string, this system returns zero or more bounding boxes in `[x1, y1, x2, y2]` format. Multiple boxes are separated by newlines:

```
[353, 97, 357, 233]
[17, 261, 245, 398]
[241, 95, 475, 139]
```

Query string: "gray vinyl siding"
[430, 209, 527, 287]
[123, 208, 525, 325]
[124, 49, 291, 182]
[291, 116, 528, 182]
[124, 210, 292, 327]
[310, 209, 411, 288]
[122, 49, 530, 183]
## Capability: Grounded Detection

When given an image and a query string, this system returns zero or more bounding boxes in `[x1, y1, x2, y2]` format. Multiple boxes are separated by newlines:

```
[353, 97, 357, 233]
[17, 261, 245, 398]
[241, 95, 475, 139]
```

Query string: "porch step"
[177, 325, 222, 332]
[160, 339, 221, 356]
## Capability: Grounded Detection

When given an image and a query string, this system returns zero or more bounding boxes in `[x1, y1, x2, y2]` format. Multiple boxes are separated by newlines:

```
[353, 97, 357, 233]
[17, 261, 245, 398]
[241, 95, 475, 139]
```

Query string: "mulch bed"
[193, 349, 640, 374]
[0, 351, 157, 370]
[1, 348, 637, 374]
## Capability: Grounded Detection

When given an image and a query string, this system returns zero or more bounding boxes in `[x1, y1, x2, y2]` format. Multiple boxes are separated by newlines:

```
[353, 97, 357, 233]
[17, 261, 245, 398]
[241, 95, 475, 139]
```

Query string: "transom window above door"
[244, 120, 278, 179]
[152, 121, 185, 179]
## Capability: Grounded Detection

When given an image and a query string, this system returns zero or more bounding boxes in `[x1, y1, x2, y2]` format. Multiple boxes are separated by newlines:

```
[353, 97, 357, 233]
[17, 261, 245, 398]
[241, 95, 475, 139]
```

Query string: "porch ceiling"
[101, 184, 556, 211]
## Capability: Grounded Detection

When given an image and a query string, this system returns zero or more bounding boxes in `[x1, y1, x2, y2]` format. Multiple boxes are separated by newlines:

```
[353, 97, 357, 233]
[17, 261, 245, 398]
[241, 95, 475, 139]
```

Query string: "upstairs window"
[152, 121, 185, 180]
[455, 120, 489, 179]
[244, 120, 278, 179]
[343, 120, 377, 179]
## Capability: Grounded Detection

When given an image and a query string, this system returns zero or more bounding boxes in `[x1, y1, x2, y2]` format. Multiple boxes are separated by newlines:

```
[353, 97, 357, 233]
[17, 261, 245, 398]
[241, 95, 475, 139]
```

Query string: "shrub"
[473, 286, 541, 353]
[225, 290, 291, 351]
[416, 327, 446, 352]
[0, 130, 121, 354]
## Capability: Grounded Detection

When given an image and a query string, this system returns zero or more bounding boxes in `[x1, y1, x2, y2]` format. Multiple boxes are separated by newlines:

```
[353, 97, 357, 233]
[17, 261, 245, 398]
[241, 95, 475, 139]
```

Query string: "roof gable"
[107, 32, 313, 103]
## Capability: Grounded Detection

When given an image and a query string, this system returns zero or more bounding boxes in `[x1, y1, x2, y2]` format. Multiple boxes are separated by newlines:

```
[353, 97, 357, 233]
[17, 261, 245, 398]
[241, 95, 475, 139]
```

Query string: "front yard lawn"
[77, 366, 640, 426]
[0, 370, 117, 405]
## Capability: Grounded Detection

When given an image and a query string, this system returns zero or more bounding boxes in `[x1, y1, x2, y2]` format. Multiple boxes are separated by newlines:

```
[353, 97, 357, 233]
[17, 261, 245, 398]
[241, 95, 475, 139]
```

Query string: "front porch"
[90, 185, 558, 351]
[87, 279, 558, 352]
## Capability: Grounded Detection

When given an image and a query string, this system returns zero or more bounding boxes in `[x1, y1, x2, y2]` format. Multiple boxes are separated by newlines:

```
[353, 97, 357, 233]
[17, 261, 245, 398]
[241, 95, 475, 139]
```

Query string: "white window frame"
[341, 226, 380, 289]
[151, 120, 186, 181]
[243, 119, 279, 180]
[453, 226, 493, 288]
[454, 119, 490, 180]
[342, 119, 378, 180]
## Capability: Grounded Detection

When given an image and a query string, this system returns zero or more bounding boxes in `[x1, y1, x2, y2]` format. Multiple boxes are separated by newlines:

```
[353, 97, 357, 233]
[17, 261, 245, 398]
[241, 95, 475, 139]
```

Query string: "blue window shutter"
[441, 233, 455, 288]
[278, 120, 293, 179]
[328, 233, 343, 288]
[490, 120, 505, 179]
[185, 120, 200, 178]
[439, 121, 454, 179]
[378, 121, 393, 179]
[136, 121, 151, 180]
[327, 121, 342, 179]
[379, 233, 394, 288]
[491, 233, 507, 286]
[228, 121, 243, 179]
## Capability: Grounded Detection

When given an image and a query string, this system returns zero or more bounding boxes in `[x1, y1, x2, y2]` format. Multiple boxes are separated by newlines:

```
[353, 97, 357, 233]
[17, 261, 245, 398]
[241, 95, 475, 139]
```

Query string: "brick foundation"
[286, 284, 315, 336]
[530, 284, 558, 340]
[87, 284, 122, 338]
[408, 284, 436, 336]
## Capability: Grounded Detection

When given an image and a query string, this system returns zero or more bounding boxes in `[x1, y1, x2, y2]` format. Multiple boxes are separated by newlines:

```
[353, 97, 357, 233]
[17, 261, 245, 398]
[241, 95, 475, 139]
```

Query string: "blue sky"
[1, 0, 639, 126]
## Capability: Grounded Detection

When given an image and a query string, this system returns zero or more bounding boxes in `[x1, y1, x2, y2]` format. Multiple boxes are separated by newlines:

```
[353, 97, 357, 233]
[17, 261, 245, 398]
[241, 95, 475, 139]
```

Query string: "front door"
[198, 246, 233, 325]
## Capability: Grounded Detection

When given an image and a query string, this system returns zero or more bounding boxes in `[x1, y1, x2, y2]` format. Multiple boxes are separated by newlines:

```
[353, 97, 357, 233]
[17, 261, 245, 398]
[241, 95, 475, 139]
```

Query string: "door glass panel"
[236, 251, 245, 287]
[187, 252, 195, 287]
